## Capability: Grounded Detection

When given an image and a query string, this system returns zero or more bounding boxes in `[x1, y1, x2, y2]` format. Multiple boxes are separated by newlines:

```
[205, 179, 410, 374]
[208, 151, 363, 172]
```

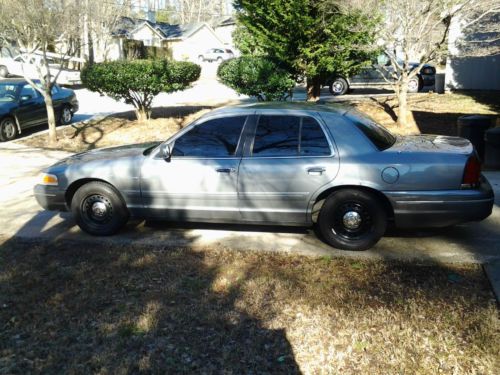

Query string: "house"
[95, 16, 226, 62]
[445, 15, 500, 90]
[213, 17, 238, 54]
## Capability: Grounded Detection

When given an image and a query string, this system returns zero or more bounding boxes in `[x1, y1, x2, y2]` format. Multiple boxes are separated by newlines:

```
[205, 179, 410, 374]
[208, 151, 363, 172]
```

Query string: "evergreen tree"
[234, 0, 378, 100]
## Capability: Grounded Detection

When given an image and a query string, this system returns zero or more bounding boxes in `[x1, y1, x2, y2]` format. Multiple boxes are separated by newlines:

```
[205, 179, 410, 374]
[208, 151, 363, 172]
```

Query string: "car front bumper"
[34, 184, 68, 211]
[384, 176, 494, 228]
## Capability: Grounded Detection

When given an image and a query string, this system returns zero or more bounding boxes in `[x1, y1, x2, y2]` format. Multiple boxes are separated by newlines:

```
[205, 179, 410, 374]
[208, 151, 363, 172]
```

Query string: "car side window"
[252, 115, 300, 157]
[300, 117, 331, 156]
[20, 84, 38, 99]
[172, 116, 246, 158]
[252, 115, 330, 157]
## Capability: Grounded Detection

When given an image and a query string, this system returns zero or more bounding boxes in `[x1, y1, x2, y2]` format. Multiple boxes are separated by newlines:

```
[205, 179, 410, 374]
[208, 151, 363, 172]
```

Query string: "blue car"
[0, 78, 79, 141]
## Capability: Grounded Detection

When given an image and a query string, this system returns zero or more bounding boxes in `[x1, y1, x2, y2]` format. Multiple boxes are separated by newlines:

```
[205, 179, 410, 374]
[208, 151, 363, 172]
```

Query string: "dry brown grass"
[0, 237, 498, 374]
[19, 106, 212, 153]
[351, 91, 499, 136]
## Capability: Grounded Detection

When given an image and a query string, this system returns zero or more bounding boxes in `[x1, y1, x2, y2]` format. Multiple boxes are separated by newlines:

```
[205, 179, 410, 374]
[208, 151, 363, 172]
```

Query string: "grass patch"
[18, 106, 211, 153]
[0, 238, 498, 374]
[350, 91, 499, 136]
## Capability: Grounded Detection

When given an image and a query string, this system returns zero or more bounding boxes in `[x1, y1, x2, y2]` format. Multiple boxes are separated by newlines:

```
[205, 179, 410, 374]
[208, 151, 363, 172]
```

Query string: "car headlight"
[40, 173, 58, 186]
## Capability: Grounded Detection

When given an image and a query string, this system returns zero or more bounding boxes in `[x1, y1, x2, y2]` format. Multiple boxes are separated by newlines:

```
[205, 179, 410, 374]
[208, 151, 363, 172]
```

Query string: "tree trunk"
[135, 107, 150, 122]
[43, 93, 58, 147]
[306, 76, 321, 101]
[396, 78, 420, 134]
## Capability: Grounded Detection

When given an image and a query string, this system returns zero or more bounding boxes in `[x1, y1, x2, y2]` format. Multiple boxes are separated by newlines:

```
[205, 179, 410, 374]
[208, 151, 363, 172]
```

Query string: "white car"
[0, 50, 81, 86]
[198, 48, 234, 63]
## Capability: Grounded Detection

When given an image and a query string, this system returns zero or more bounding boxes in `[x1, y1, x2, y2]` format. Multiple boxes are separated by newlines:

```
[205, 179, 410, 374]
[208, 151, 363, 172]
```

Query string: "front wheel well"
[65, 178, 117, 207]
[312, 185, 394, 222]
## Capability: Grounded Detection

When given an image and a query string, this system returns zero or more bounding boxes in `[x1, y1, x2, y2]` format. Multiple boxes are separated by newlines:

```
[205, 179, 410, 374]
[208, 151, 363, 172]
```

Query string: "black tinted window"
[172, 116, 246, 157]
[300, 117, 330, 156]
[253, 115, 300, 156]
[348, 114, 396, 151]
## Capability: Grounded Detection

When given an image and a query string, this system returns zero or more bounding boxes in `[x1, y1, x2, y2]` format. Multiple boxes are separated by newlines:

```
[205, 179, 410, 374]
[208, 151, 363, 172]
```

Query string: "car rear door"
[16, 84, 46, 127]
[237, 112, 339, 225]
[140, 115, 249, 222]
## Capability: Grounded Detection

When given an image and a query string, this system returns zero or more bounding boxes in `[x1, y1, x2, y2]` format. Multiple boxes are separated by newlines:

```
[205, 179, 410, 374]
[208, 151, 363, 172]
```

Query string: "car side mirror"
[20, 94, 32, 102]
[160, 143, 172, 161]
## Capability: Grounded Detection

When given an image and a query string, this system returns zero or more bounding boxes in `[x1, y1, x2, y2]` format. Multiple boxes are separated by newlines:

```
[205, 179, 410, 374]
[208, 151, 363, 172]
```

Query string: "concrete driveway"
[1, 141, 499, 264]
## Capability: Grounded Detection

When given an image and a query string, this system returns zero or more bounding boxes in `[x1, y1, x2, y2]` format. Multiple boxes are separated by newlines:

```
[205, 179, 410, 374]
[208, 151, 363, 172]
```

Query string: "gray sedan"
[34, 103, 494, 250]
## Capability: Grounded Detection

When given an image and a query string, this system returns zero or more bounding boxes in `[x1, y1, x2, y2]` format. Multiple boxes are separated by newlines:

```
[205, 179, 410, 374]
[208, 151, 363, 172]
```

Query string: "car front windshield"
[0, 83, 19, 103]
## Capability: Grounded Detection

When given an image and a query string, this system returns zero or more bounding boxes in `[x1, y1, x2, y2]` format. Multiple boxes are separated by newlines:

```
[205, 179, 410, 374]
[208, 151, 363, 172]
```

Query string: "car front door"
[238, 113, 339, 225]
[15, 84, 46, 128]
[140, 115, 249, 221]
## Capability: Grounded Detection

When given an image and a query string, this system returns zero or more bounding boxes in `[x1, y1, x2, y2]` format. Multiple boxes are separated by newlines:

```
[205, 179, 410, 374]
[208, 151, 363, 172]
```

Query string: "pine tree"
[234, 0, 378, 100]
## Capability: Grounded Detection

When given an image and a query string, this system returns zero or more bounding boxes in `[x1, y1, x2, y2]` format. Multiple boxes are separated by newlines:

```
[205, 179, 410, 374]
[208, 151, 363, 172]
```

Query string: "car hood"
[54, 142, 160, 166]
[390, 135, 473, 154]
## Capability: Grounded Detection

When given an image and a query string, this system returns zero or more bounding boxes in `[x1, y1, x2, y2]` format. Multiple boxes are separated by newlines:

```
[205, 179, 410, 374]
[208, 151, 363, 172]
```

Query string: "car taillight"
[461, 155, 481, 188]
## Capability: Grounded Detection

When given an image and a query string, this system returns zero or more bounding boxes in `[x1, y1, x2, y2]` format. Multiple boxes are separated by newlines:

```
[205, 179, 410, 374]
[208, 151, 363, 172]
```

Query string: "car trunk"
[390, 135, 473, 155]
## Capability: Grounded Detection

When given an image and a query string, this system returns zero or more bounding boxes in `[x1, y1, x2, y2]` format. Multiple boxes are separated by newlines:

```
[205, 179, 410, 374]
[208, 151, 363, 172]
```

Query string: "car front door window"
[172, 116, 246, 158]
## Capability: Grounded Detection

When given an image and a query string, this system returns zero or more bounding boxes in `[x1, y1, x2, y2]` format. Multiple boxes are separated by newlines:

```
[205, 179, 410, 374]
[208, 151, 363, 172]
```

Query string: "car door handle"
[307, 167, 326, 175]
[216, 168, 236, 174]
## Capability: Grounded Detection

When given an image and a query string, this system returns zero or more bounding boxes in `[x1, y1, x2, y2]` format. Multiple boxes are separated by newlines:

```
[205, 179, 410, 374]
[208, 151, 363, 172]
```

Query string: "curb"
[483, 261, 500, 303]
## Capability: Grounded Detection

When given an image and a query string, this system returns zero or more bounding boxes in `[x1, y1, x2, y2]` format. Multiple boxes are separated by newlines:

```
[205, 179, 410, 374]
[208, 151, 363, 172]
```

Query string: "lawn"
[0, 237, 498, 374]
[17, 91, 500, 153]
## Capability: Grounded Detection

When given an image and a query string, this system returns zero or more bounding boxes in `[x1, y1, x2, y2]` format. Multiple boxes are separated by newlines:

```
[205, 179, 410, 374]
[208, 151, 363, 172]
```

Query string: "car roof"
[0, 78, 39, 85]
[209, 102, 350, 116]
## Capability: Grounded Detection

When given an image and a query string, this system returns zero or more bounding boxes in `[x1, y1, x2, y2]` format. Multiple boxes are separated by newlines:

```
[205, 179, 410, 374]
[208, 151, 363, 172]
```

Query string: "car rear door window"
[300, 117, 331, 156]
[252, 115, 300, 157]
[252, 115, 330, 157]
[172, 116, 246, 158]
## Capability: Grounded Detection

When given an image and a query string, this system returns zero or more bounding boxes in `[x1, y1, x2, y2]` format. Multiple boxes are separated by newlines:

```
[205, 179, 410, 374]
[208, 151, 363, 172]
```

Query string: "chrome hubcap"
[333, 81, 344, 93]
[408, 80, 418, 90]
[91, 201, 108, 217]
[4, 121, 15, 138]
[342, 211, 362, 230]
[63, 108, 71, 123]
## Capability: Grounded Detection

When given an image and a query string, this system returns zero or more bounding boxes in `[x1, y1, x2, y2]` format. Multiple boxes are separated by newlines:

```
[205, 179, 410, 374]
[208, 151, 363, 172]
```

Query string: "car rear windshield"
[347, 113, 396, 151]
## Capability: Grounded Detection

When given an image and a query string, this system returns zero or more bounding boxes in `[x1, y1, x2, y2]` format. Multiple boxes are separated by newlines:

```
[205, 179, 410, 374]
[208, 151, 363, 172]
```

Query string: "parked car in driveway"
[0, 78, 79, 141]
[325, 54, 436, 95]
[34, 103, 494, 250]
[198, 48, 234, 62]
[0, 47, 82, 86]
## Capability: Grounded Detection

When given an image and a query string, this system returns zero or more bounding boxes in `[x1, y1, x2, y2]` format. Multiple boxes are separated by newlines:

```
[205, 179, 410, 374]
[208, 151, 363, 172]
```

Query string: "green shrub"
[81, 60, 201, 121]
[217, 56, 295, 101]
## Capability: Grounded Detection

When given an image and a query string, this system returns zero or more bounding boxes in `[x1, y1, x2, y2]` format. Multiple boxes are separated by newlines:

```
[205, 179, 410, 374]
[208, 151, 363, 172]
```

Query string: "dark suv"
[325, 54, 436, 95]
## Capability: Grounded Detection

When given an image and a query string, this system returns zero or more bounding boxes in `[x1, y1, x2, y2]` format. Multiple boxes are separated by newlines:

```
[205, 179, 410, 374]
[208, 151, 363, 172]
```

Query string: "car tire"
[317, 189, 387, 251]
[407, 77, 422, 93]
[71, 181, 129, 236]
[0, 66, 8, 78]
[329, 77, 349, 96]
[59, 105, 73, 125]
[217, 57, 223, 63]
[0, 117, 18, 142]
[198, 55, 204, 62]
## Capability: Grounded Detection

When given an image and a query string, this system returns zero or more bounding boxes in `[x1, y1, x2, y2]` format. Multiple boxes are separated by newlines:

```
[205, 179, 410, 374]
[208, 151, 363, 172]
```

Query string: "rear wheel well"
[312, 186, 394, 222]
[65, 178, 115, 207]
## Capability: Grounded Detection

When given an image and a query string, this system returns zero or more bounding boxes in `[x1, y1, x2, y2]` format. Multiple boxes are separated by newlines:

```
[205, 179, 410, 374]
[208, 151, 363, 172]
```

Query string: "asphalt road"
[1, 141, 499, 264]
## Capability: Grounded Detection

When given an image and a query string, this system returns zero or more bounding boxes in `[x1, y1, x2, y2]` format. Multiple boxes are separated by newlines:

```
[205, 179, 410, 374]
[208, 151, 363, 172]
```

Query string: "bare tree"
[0, 0, 82, 146]
[340, 0, 500, 132]
[83, 0, 132, 63]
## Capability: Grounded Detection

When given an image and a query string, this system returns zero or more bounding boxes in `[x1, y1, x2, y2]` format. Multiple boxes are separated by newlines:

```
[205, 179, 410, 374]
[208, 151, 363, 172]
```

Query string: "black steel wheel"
[317, 189, 387, 250]
[0, 117, 18, 142]
[71, 181, 129, 236]
[329, 77, 349, 96]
